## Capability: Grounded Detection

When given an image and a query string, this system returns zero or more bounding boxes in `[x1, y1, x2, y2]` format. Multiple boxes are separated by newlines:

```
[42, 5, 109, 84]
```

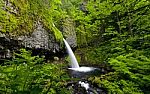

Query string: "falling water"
[63, 39, 103, 93]
[63, 38, 80, 68]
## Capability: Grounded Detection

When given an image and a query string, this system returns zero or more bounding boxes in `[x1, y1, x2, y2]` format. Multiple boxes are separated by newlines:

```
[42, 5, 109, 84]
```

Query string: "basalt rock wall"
[0, 19, 77, 60]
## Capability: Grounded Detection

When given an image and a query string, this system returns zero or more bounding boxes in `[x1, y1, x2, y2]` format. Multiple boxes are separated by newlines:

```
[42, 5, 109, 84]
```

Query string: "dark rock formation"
[18, 22, 60, 53]
[0, 0, 77, 61]
[0, 32, 20, 61]
[0, 20, 77, 60]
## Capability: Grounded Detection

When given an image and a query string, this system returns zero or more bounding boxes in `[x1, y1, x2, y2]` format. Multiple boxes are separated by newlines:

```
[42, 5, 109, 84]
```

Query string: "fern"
[0, 49, 70, 94]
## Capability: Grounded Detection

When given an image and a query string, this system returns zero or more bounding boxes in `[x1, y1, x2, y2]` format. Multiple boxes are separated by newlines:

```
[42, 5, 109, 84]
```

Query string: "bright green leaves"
[0, 0, 64, 41]
[109, 56, 130, 74]
[73, 0, 150, 93]
[51, 24, 63, 42]
[0, 49, 69, 94]
[10, 0, 29, 13]
[108, 52, 150, 93]
[134, 0, 150, 10]
[53, 0, 62, 5]
[88, 51, 150, 93]
[81, 29, 150, 93]
[73, 0, 150, 47]
[89, 74, 143, 94]
[96, 1, 113, 16]
[38, 0, 64, 42]
[0, 1, 8, 32]
[0, 0, 32, 34]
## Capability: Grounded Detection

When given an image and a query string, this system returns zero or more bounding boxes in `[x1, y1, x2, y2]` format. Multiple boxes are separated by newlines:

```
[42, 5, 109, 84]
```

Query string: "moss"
[51, 24, 63, 42]
[0, 0, 64, 41]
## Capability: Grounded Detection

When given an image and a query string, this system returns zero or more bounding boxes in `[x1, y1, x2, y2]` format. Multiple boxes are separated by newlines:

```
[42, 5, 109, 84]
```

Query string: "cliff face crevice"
[0, 32, 20, 59]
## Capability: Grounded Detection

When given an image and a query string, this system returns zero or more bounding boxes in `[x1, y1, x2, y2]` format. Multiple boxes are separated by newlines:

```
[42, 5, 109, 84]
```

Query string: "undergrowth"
[0, 49, 70, 94]
[84, 34, 150, 94]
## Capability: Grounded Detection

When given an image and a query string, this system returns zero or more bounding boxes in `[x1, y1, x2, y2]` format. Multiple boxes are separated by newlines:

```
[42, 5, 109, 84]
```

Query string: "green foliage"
[0, 49, 70, 94]
[90, 76, 143, 94]
[66, 0, 150, 93]
[70, 0, 150, 46]
[51, 24, 63, 42]
[0, 0, 150, 93]
[81, 30, 150, 93]
[0, 0, 64, 41]
[86, 34, 150, 93]
[108, 52, 150, 92]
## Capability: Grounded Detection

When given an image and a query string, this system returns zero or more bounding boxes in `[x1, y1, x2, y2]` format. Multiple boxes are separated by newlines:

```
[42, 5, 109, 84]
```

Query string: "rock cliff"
[0, 20, 77, 60]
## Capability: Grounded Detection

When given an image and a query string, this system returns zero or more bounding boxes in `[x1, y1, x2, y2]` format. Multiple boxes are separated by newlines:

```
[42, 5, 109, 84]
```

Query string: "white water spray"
[63, 38, 80, 68]
[63, 38, 97, 72]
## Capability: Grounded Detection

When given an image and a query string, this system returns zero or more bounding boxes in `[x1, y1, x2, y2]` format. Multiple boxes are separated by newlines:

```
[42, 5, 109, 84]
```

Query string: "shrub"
[0, 49, 70, 94]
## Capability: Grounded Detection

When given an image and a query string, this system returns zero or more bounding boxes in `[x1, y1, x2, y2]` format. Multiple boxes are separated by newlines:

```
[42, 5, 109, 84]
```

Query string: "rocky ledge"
[0, 19, 77, 60]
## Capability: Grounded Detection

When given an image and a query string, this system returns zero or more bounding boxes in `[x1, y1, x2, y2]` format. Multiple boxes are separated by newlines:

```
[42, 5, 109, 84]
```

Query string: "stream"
[63, 38, 106, 94]
[66, 65, 106, 94]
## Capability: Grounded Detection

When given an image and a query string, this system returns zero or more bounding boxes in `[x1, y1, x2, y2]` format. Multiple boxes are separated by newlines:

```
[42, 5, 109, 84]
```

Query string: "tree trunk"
[116, 11, 121, 34]
[128, 13, 133, 36]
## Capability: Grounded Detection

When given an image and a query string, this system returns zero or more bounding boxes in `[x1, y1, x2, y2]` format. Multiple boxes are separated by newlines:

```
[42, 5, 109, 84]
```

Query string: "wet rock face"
[0, 21, 77, 60]
[20, 21, 77, 52]
[20, 23, 60, 53]
[22, 25, 49, 49]
[62, 18, 77, 48]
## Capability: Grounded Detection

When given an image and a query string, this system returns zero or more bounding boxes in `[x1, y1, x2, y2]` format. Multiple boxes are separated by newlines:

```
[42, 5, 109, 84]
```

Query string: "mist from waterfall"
[63, 38, 80, 68]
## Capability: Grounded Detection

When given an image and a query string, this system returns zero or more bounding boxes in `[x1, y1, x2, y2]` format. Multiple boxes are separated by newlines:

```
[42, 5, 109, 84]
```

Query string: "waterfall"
[63, 38, 80, 68]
